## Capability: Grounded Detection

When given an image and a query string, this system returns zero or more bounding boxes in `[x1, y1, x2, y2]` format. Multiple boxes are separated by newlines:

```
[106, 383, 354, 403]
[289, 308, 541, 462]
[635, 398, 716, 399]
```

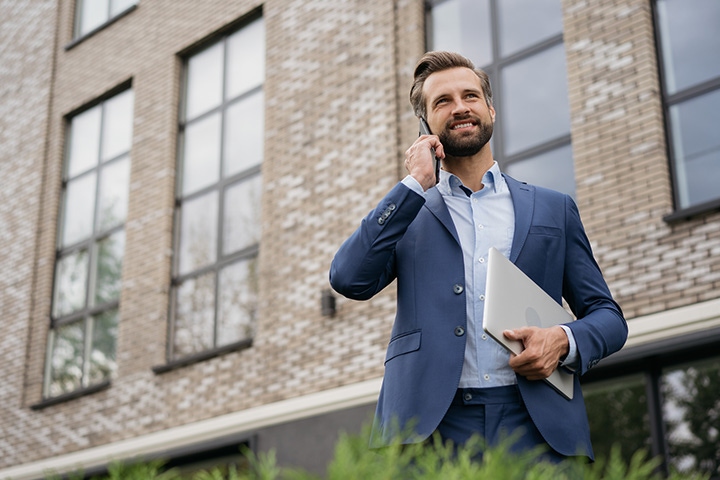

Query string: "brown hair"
[409, 51, 493, 118]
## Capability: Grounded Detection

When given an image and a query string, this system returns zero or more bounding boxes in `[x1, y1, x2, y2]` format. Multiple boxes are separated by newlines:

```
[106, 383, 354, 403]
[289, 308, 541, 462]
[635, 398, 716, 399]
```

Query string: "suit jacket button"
[454, 326, 465, 337]
[453, 284, 464, 294]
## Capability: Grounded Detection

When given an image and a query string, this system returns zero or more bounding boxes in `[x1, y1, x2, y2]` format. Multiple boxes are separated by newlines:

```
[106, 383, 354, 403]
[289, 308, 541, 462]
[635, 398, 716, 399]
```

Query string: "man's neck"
[442, 147, 495, 192]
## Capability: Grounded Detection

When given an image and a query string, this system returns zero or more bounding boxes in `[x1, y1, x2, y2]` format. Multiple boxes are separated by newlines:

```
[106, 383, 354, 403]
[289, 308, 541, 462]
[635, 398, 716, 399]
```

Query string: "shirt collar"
[438, 161, 504, 197]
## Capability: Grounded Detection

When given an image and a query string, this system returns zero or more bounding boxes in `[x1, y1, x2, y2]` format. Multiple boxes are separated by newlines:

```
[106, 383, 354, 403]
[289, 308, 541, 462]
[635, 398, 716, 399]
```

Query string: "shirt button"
[482, 334, 487, 341]
[478, 257, 485, 263]
[484, 374, 490, 380]
[479, 295, 485, 301]
[477, 224, 484, 229]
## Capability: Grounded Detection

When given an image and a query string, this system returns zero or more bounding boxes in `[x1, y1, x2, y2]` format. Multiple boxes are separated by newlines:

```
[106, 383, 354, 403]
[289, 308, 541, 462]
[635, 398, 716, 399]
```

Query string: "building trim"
[0, 378, 382, 480]
[3, 298, 719, 479]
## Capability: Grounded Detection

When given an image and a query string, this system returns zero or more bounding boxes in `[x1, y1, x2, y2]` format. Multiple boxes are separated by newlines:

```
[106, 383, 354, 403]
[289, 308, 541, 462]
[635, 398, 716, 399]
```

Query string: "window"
[427, 0, 575, 197]
[74, 0, 137, 39]
[44, 88, 134, 399]
[169, 16, 264, 363]
[655, 0, 720, 216]
[584, 343, 720, 478]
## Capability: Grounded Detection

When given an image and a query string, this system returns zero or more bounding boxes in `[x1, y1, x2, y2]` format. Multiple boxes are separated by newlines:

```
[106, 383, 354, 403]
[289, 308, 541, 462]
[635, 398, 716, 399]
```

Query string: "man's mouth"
[452, 122, 475, 130]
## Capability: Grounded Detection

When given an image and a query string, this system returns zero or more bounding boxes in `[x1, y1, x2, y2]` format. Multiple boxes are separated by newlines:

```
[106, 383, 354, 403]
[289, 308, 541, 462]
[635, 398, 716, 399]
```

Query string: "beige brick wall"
[563, 0, 720, 319]
[0, 0, 58, 467]
[1, 0, 719, 470]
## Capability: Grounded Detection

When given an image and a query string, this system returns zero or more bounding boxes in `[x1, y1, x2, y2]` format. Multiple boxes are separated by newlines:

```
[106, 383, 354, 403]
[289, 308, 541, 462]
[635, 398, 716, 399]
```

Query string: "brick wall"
[563, 0, 720, 319]
[1, 0, 719, 470]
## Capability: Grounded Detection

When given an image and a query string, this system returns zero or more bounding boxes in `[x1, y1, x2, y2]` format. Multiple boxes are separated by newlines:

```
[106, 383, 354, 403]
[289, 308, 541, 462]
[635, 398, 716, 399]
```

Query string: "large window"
[585, 348, 720, 478]
[74, 0, 137, 39]
[168, 16, 264, 364]
[655, 0, 720, 216]
[427, 0, 575, 197]
[44, 88, 134, 399]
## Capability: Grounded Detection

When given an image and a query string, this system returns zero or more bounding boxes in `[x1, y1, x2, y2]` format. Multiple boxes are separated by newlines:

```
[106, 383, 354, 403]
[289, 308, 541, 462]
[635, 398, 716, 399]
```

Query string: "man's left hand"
[504, 326, 569, 380]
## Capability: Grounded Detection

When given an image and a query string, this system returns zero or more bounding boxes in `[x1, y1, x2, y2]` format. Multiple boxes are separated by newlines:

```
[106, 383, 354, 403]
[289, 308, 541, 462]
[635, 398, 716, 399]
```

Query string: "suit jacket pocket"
[529, 225, 562, 237]
[384, 330, 421, 364]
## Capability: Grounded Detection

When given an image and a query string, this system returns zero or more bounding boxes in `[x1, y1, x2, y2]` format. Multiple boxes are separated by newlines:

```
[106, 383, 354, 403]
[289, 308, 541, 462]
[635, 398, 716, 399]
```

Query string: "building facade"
[0, 0, 718, 478]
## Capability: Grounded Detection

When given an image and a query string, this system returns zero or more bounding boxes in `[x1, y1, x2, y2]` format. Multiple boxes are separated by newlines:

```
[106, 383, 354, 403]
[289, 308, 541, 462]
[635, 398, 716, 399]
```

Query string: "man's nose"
[451, 99, 470, 115]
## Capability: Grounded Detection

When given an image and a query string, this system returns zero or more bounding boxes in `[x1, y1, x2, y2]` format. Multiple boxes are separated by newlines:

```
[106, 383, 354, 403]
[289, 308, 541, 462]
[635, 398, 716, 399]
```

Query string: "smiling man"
[329, 51, 627, 463]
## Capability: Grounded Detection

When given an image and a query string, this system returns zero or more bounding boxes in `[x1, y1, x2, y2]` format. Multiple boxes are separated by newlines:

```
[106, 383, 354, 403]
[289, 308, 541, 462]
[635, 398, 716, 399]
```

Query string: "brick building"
[0, 0, 718, 478]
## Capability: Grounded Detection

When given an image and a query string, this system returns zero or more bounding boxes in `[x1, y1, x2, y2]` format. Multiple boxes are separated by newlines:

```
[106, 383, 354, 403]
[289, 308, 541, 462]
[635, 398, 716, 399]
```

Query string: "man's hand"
[504, 326, 569, 381]
[404, 135, 445, 191]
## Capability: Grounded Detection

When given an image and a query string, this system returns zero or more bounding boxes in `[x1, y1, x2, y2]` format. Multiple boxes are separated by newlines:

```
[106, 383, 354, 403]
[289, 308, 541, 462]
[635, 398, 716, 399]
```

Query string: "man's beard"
[439, 118, 493, 157]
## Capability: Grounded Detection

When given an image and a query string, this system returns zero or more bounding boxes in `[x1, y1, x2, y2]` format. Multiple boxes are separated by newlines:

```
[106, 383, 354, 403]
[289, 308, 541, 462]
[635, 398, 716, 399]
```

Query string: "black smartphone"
[418, 117, 440, 185]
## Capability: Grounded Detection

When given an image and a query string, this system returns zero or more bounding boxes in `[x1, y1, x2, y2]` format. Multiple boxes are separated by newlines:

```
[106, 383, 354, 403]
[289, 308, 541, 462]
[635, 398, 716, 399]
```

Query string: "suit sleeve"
[561, 195, 628, 376]
[329, 182, 426, 300]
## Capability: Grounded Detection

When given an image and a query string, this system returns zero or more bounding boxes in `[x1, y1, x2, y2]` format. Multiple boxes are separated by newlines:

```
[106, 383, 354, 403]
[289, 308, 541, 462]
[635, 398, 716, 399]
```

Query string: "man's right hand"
[404, 135, 445, 191]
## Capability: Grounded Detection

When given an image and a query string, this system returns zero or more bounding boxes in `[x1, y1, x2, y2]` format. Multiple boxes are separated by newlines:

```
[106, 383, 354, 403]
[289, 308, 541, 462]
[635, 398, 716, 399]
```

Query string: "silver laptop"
[482, 247, 575, 400]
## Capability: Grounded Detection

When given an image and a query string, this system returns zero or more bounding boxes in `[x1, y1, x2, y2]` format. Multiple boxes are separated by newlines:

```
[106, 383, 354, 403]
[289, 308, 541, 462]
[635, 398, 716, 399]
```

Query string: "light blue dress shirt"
[402, 162, 577, 388]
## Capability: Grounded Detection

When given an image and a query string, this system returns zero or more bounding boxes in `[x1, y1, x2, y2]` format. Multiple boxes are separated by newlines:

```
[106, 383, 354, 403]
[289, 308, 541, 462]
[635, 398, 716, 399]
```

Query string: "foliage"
[45, 429, 710, 480]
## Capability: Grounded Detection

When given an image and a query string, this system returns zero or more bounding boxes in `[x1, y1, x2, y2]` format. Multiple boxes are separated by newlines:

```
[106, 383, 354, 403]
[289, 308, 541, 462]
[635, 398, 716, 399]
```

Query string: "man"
[329, 51, 627, 462]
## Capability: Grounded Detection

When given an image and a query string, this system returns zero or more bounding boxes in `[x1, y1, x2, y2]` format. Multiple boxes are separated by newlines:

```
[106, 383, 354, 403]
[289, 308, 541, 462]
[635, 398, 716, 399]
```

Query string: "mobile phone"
[418, 117, 440, 185]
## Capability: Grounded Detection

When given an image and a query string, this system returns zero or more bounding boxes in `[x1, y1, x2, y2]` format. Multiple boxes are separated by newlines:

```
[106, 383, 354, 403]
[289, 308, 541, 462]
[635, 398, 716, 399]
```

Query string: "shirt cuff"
[401, 175, 426, 196]
[559, 324, 579, 370]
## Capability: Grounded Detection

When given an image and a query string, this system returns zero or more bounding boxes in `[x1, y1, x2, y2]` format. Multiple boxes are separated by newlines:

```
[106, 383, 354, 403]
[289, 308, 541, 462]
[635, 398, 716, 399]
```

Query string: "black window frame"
[583, 328, 720, 478]
[425, 0, 574, 197]
[652, 0, 720, 222]
[156, 11, 264, 373]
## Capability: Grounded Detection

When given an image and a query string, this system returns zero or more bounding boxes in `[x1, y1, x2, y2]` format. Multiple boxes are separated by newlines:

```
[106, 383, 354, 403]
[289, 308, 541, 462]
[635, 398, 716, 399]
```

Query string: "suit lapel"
[505, 175, 534, 263]
[424, 187, 461, 246]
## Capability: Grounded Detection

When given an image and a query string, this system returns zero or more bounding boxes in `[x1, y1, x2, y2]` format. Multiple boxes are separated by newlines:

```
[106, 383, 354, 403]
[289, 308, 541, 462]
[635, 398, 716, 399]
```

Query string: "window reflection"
[97, 156, 131, 231]
[179, 191, 218, 275]
[430, 0, 492, 69]
[95, 231, 125, 305]
[662, 359, 720, 477]
[223, 176, 262, 256]
[656, 0, 720, 95]
[182, 112, 222, 195]
[174, 273, 216, 357]
[217, 258, 258, 346]
[584, 374, 652, 464]
[226, 18, 265, 99]
[62, 172, 97, 246]
[89, 309, 119, 385]
[504, 145, 575, 198]
[223, 91, 264, 177]
[53, 249, 89, 318]
[48, 321, 85, 396]
[497, 0, 562, 56]
[101, 90, 134, 162]
[185, 43, 224, 120]
[68, 106, 101, 177]
[669, 89, 720, 209]
[501, 43, 571, 155]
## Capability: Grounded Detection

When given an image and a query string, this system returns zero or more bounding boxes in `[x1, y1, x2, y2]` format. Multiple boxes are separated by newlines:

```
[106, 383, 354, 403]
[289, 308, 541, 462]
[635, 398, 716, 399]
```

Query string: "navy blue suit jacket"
[329, 175, 627, 459]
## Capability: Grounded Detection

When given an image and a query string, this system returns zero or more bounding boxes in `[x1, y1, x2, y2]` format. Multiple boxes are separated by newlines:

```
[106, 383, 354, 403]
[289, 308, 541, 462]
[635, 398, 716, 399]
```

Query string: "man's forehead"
[424, 67, 483, 98]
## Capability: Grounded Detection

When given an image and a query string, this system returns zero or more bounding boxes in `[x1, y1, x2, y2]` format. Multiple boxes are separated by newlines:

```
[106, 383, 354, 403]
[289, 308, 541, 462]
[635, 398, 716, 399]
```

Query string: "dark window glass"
[662, 359, 720, 477]
[171, 17, 264, 362]
[585, 374, 653, 464]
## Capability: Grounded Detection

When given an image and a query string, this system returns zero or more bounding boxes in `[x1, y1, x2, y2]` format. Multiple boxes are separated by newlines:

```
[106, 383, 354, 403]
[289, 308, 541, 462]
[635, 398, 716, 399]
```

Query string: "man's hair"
[409, 51, 493, 118]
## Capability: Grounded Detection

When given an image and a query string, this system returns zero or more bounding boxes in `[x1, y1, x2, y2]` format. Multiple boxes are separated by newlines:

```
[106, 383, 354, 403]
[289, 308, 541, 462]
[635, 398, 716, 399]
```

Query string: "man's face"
[423, 67, 496, 157]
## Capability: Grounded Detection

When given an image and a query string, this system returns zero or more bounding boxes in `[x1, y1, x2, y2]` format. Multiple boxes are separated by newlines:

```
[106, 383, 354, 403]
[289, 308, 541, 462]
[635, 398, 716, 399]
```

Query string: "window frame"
[583, 328, 720, 477]
[425, 0, 574, 197]
[651, 0, 720, 222]
[158, 12, 264, 372]
[38, 82, 133, 405]
[67, 0, 138, 49]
